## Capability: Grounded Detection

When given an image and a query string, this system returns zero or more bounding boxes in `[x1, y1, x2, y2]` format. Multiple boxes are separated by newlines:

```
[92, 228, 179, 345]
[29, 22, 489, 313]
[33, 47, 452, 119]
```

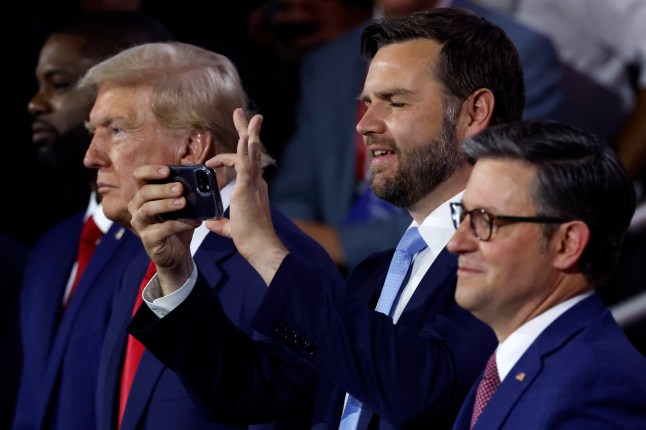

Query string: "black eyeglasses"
[449, 202, 568, 241]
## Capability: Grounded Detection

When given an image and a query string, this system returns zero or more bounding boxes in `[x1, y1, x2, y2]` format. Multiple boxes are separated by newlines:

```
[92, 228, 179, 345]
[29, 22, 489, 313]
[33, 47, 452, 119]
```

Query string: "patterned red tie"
[118, 260, 157, 428]
[65, 216, 103, 307]
[470, 352, 500, 428]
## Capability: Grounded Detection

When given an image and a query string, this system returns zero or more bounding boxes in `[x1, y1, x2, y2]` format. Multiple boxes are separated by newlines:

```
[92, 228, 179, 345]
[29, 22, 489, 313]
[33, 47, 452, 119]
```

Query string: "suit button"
[303, 344, 318, 356]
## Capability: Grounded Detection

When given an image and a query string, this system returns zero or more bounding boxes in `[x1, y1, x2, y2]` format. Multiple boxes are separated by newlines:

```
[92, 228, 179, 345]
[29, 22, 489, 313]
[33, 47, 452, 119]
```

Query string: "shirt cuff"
[143, 260, 198, 318]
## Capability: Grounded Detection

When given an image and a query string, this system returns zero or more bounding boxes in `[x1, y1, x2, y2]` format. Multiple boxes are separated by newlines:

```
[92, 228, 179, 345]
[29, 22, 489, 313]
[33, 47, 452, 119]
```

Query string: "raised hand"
[205, 108, 289, 284]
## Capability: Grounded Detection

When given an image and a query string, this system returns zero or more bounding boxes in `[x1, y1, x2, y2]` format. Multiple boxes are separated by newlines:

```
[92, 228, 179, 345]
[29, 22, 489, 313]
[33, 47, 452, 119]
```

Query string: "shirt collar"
[496, 291, 594, 381]
[87, 191, 113, 234]
[412, 190, 464, 252]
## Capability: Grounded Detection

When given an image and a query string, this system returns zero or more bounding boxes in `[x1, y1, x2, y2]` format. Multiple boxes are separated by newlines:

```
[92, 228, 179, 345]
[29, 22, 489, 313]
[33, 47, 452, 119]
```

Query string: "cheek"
[55, 96, 91, 132]
[483, 240, 541, 296]
[111, 152, 140, 194]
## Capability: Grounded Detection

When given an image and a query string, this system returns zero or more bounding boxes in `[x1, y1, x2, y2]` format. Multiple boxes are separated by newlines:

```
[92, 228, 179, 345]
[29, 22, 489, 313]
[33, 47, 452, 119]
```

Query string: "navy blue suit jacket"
[131, 247, 496, 429]
[453, 294, 646, 429]
[100, 207, 341, 430]
[13, 211, 143, 430]
[270, 1, 564, 269]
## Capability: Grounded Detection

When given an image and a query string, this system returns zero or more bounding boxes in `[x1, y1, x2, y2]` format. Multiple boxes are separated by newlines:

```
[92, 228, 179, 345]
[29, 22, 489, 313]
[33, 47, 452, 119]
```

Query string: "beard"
[369, 104, 464, 208]
[36, 124, 96, 185]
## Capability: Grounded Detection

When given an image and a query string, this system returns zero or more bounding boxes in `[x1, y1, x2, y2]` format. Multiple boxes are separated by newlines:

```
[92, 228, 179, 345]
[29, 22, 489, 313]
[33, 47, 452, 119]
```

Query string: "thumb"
[205, 218, 232, 238]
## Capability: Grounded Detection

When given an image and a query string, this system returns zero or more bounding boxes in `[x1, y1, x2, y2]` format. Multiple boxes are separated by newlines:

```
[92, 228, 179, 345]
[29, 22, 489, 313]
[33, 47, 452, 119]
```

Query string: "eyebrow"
[358, 88, 414, 102]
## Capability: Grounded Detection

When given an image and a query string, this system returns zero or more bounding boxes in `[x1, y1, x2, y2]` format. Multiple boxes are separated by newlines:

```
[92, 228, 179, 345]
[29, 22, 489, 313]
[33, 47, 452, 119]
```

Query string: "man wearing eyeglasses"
[447, 120, 646, 429]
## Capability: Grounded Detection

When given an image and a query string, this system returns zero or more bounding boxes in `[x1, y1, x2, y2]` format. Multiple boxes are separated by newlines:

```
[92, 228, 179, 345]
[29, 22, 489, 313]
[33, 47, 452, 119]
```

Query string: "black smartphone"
[153, 165, 224, 221]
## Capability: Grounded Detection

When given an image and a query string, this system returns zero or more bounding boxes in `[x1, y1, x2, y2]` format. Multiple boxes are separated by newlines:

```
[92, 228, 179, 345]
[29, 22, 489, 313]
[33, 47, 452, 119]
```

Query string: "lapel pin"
[515, 372, 526, 382]
[114, 228, 125, 240]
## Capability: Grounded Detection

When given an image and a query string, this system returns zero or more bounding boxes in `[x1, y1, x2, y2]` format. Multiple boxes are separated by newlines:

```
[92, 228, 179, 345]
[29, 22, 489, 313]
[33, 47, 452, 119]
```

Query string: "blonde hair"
[79, 42, 274, 165]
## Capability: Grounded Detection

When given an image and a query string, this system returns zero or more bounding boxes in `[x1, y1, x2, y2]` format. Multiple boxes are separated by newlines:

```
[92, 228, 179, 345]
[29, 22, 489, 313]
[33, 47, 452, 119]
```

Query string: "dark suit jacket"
[101, 207, 340, 430]
[132, 246, 496, 429]
[12, 212, 143, 430]
[0, 231, 28, 429]
[453, 294, 646, 430]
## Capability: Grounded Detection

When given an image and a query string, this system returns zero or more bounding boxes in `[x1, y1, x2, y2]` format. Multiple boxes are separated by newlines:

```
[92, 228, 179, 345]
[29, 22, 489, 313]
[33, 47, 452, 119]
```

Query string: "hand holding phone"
[153, 165, 224, 221]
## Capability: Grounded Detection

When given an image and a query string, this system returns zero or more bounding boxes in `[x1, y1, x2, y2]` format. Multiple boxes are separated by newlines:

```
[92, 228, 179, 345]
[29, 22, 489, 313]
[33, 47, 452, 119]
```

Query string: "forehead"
[90, 83, 153, 124]
[38, 33, 95, 74]
[464, 158, 537, 212]
[364, 39, 442, 93]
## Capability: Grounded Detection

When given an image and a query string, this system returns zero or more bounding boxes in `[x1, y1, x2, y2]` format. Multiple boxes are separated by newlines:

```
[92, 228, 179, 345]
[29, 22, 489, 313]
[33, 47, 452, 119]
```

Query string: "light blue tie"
[339, 227, 428, 430]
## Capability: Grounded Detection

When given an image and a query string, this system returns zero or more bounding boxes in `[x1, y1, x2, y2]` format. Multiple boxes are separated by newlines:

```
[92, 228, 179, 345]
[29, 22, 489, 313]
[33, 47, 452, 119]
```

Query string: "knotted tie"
[65, 216, 103, 307]
[339, 227, 428, 430]
[118, 260, 157, 428]
[470, 352, 500, 429]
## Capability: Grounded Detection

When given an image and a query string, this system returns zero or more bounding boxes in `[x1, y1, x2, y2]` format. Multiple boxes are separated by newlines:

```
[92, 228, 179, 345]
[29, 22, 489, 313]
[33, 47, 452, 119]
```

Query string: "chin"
[102, 203, 127, 225]
[454, 281, 480, 311]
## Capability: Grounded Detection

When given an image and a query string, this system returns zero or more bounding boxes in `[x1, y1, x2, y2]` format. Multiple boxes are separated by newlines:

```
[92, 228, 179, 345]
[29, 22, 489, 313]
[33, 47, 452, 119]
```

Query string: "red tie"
[470, 352, 500, 428]
[118, 260, 157, 428]
[65, 216, 103, 307]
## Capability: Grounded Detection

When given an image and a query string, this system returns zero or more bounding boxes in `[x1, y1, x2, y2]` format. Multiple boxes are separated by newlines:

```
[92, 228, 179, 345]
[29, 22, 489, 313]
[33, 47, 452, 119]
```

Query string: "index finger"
[206, 153, 237, 169]
[133, 164, 170, 190]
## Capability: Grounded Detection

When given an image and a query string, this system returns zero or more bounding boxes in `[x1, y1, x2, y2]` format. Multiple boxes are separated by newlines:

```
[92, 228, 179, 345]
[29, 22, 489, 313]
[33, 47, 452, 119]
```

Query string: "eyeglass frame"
[449, 202, 568, 242]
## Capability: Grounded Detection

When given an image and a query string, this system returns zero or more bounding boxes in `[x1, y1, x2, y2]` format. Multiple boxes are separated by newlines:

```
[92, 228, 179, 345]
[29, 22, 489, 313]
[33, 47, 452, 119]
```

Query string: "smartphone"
[153, 165, 224, 221]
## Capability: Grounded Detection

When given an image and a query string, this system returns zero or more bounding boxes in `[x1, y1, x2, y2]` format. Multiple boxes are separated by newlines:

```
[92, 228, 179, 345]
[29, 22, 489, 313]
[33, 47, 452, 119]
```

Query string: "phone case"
[156, 165, 224, 221]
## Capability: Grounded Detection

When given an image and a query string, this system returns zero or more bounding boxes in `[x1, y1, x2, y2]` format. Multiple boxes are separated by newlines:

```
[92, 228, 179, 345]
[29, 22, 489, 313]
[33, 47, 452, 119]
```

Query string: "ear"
[178, 129, 215, 165]
[457, 88, 495, 138]
[552, 221, 590, 272]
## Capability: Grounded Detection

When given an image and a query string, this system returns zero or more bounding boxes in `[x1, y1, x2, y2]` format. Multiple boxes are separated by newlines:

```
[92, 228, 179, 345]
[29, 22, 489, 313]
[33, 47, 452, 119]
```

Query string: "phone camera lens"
[196, 170, 210, 193]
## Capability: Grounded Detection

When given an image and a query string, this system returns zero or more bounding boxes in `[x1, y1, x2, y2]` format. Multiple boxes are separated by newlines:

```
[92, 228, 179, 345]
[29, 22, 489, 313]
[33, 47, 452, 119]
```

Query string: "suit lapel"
[24, 215, 82, 427]
[121, 232, 236, 427]
[96, 249, 151, 430]
[472, 295, 602, 429]
[36, 225, 130, 427]
[63, 224, 127, 315]
[193, 232, 236, 290]
[35, 215, 83, 342]
[120, 351, 165, 430]
[397, 247, 457, 325]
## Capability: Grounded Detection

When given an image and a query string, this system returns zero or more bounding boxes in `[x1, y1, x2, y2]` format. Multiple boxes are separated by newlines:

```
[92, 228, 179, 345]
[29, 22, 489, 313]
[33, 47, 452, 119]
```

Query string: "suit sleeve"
[128, 272, 320, 425]
[252, 253, 496, 428]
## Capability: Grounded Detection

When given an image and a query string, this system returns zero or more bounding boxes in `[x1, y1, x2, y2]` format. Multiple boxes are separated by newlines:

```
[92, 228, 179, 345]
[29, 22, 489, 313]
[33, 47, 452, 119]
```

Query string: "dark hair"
[462, 120, 636, 288]
[54, 10, 174, 62]
[360, 8, 524, 125]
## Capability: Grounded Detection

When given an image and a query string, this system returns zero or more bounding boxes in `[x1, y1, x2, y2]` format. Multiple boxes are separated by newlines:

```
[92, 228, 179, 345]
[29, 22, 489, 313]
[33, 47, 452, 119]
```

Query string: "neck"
[492, 276, 593, 342]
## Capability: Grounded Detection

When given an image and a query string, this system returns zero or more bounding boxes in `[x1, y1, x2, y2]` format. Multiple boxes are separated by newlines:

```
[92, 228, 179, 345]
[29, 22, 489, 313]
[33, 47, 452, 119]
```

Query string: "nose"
[83, 136, 106, 170]
[447, 217, 477, 255]
[356, 103, 386, 137]
[28, 90, 51, 116]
